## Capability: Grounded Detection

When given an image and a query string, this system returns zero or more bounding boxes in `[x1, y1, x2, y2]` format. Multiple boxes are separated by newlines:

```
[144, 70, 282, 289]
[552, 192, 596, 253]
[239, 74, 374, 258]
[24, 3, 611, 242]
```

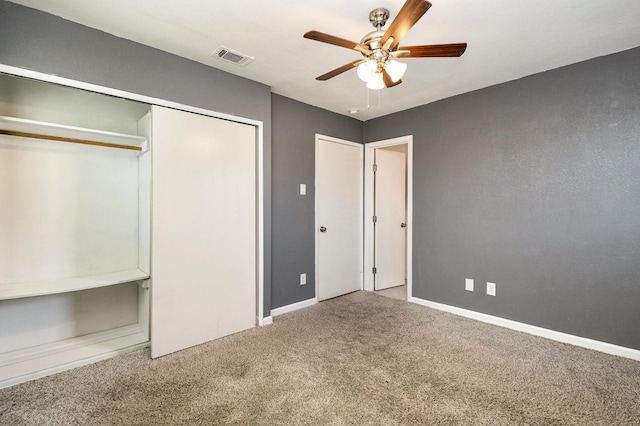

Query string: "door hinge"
[373, 164, 378, 172]
[372, 267, 377, 274]
[372, 215, 377, 223]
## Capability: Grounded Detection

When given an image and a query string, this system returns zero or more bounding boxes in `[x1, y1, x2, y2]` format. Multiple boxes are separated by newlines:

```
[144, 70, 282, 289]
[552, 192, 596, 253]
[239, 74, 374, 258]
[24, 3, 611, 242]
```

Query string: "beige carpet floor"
[1, 291, 639, 425]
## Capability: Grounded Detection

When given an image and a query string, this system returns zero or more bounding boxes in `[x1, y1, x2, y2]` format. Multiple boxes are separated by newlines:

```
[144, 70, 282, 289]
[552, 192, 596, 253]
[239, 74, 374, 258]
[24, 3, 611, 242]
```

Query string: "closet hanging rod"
[0, 129, 143, 151]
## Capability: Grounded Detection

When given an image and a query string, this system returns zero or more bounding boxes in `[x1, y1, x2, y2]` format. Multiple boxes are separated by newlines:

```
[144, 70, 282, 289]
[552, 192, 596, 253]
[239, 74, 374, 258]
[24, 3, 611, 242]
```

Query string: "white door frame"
[0, 64, 267, 326]
[364, 136, 413, 298]
[315, 134, 364, 300]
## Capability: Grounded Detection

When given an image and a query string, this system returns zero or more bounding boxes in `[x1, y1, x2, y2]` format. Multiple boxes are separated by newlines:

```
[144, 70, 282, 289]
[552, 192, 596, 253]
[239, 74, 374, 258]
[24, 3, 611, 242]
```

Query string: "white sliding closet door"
[150, 105, 256, 358]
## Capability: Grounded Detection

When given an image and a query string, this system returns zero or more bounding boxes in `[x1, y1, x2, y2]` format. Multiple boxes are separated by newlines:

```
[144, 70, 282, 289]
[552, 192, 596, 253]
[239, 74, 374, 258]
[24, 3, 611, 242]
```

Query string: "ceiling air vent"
[212, 46, 254, 67]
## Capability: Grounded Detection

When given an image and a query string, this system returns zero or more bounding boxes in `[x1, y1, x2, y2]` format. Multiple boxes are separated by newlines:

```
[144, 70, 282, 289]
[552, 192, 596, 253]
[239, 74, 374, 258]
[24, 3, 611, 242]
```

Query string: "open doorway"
[364, 136, 413, 300]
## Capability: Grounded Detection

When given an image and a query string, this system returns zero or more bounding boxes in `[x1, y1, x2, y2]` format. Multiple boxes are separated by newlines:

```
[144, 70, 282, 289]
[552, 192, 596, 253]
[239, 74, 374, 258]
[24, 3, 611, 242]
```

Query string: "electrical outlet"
[300, 184, 306, 195]
[487, 282, 496, 296]
[300, 273, 306, 285]
[465, 278, 474, 291]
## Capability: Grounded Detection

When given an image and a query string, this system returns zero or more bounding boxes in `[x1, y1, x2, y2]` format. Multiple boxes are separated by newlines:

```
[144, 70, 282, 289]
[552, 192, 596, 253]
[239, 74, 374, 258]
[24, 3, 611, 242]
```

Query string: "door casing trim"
[364, 136, 413, 298]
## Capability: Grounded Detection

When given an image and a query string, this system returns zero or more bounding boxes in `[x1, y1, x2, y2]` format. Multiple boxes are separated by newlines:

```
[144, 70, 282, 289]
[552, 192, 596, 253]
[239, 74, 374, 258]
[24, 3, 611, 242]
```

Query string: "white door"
[374, 148, 407, 290]
[150, 105, 256, 358]
[316, 137, 362, 301]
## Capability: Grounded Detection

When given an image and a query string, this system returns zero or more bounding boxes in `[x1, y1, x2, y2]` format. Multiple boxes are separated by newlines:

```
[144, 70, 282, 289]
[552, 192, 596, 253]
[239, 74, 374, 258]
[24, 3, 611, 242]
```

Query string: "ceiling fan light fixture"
[304, 0, 467, 89]
[366, 72, 385, 90]
[357, 59, 377, 83]
[385, 59, 407, 83]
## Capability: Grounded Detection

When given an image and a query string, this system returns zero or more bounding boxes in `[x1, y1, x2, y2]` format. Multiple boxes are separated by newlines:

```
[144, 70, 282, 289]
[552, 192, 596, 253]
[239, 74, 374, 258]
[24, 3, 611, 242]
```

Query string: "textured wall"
[271, 94, 362, 309]
[365, 47, 640, 349]
[0, 1, 273, 315]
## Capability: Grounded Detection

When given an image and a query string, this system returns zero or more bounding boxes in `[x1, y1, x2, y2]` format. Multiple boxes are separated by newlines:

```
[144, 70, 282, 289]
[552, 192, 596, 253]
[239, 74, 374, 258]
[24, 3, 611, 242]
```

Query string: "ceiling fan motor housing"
[362, 8, 392, 56]
[361, 30, 385, 51]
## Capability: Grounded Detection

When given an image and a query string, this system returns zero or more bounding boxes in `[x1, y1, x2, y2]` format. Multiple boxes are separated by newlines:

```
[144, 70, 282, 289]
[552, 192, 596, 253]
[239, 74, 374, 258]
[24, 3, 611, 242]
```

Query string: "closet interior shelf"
[0, 269, 150, 300]
[0, 116, 148, 152]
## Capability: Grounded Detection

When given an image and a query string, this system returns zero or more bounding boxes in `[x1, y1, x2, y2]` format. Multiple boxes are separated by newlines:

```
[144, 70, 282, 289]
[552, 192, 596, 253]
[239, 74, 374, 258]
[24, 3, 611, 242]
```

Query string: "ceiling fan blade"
[382, 68, 402, 88]
[304, 31, 370, 53]
[316, 60, 361, 81]
[398, 43, 467, 57]
[381, 0, 432, 49]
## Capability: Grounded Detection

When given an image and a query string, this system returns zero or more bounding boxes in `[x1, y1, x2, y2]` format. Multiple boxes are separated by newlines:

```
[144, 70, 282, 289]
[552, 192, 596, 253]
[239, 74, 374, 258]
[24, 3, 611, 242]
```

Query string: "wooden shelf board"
[0, 269, 150, 300]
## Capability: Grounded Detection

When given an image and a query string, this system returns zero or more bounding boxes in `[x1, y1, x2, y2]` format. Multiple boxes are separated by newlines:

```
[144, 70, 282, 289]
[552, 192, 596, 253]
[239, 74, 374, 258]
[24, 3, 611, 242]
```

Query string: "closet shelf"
[0, 269, 150, 300]
[0, 116, 148, 152]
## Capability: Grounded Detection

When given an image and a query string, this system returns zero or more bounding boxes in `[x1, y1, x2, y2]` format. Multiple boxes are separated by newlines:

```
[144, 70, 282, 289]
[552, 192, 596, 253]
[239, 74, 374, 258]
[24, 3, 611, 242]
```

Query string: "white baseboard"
[258, 316, 273, 326]
[271, 298, 318, 317]
[409, 296, 640, 362]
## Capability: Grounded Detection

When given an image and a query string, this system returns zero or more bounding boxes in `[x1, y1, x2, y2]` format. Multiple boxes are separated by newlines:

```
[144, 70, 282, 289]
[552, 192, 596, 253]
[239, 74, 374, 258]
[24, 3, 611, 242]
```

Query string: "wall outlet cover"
[487, 282, 496, 296]
[465, 278, 474, 291]
[300, 273, 307, 285]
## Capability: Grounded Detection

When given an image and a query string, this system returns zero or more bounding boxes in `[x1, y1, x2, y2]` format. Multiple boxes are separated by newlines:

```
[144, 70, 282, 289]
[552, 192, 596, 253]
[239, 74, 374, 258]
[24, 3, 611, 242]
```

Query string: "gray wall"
[365, 47, 640, 350]
[3, 1, 639, 350]
[0, 1, 273, 315]
[271, 94, 362, 309]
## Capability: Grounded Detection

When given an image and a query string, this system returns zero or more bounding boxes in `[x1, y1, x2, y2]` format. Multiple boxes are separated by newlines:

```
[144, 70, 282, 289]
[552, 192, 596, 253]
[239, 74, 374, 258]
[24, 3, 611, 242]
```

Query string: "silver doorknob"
[401, 223, 407, 228]
[320, 226, 327, 232]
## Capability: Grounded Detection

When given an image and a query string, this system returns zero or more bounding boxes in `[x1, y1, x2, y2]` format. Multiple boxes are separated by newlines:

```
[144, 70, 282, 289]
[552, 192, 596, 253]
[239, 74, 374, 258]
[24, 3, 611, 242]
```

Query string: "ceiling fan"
[304, 0, 467, 89]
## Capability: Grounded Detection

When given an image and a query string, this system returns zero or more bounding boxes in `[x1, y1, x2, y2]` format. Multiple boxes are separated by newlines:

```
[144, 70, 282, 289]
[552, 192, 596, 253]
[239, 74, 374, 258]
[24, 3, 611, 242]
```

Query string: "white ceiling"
[9, 0, 640, 121]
